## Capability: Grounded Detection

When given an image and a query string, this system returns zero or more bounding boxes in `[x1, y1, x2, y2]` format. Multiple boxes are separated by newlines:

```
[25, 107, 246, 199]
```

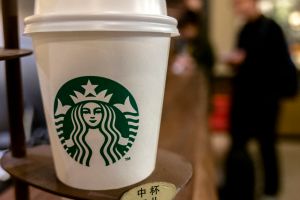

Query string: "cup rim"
[25, 13, 177, 24]
[24, 13, 179, 36]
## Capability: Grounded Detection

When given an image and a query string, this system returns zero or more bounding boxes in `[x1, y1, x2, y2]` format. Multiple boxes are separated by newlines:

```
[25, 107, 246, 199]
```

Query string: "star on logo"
[69, 80, 113, 104]
[82, 80, 98, 97]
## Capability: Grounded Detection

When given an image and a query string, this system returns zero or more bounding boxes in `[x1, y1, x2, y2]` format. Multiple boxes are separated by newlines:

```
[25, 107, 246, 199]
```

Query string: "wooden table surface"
[160, 67, 217, 200]
[0, 67, 217, 200]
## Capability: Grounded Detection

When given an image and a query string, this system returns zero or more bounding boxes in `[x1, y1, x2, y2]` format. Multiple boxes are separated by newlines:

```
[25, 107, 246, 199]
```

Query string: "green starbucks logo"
[54, 76, 139, 167]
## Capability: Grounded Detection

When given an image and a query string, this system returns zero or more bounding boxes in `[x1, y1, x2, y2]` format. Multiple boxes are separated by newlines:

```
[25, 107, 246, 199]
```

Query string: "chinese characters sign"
[121, 182, 176, 200]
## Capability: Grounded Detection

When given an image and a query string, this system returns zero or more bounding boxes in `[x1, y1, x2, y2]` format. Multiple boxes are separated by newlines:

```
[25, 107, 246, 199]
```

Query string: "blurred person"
[173, 11, 215, 84]
[221, 0, 298, 200]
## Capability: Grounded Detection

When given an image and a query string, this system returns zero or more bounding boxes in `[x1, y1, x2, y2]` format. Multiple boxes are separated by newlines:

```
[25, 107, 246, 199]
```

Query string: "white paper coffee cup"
[25, 0, 178, 190]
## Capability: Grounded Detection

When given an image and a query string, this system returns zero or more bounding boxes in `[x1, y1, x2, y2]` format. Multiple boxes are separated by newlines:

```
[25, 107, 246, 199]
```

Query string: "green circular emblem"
[54, 76, 139, 167]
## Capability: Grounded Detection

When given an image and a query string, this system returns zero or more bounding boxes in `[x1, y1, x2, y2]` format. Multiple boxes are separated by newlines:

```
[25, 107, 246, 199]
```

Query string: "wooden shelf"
[0, 48, 32, 61]
[1, 145, 192, 200]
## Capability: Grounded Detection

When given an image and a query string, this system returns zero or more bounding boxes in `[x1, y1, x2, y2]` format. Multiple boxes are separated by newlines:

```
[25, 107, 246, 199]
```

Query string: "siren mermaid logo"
[53, 76, 139, 167]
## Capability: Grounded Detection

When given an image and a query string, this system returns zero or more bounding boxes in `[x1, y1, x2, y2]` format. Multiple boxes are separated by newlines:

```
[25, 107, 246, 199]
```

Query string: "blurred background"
[0, 0, 300, 199]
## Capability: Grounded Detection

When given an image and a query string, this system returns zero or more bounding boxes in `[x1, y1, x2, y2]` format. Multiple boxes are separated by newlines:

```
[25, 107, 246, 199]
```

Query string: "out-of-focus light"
[258, 0, 274, 13]
[276, 0, 293, 9]
[184, 0, 203, 12]
[289, 11, 300, 31]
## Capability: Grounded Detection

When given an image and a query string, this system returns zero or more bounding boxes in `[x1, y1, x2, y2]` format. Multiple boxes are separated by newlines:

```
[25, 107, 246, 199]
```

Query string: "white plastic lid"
[25, 0, 179, 36]
[34, 0, 168, 15]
